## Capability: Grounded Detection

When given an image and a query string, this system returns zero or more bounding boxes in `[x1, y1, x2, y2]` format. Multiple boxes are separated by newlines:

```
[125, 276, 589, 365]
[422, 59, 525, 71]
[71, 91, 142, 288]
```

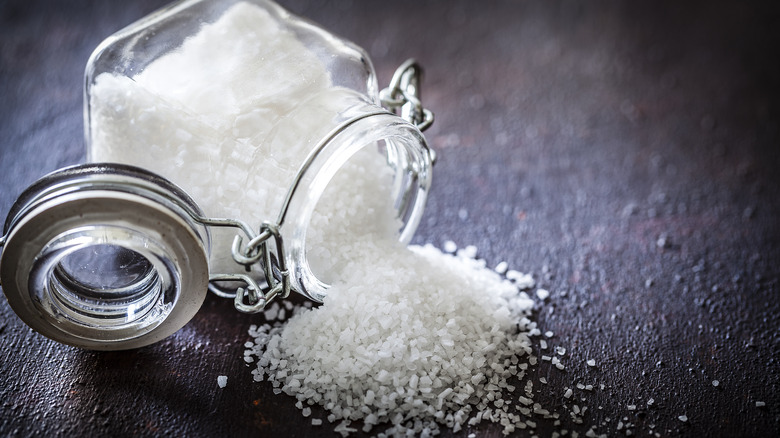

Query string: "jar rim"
[280, 111, 433, 303]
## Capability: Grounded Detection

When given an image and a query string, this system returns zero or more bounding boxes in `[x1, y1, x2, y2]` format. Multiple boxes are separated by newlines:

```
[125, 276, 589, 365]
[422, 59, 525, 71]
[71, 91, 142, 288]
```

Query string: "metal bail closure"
[0, 164, 210, 350]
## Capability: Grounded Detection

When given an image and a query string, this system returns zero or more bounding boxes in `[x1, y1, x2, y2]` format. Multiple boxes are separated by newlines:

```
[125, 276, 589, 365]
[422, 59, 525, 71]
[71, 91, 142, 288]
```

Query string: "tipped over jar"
[0, 0, 434, 349]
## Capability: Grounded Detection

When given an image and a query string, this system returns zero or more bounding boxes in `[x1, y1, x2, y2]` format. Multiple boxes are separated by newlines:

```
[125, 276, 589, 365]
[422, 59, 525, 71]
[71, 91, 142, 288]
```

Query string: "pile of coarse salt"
[245, 241, 542, 437]
[241, 110, 544, 435]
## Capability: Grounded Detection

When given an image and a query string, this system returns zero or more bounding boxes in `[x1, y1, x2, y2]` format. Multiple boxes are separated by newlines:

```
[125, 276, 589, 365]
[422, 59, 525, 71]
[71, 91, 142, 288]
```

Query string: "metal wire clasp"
[380, 59, 435, 132]
[193, 216, 290, 314]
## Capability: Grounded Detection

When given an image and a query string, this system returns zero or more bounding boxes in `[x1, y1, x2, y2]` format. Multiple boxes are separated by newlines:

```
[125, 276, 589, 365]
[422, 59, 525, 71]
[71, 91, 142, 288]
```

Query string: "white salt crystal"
[678, 415, 688, 422]
[711, 380, 719, 387]
[536, 288, 550, 300]
[755, 401, 766, 408]
[545, 331, 554, 338]
[457, 245, 478, 259]
[587, 359, 596, 367]
[263, 302, 280, 321]
[443, 240, 457, 253]
[217, 375, 228, 388]
[507, 270, 535, 289]
[494, 261, 509, 274]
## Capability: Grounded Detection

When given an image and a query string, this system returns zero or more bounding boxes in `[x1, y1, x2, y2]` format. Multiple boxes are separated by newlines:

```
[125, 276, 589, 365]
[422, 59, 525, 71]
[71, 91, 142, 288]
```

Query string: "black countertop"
[1, 1, 778, 437]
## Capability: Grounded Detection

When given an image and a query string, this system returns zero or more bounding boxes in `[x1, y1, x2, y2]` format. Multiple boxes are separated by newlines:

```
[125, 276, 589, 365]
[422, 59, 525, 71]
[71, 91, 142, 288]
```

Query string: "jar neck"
[279, 111, 433, 302]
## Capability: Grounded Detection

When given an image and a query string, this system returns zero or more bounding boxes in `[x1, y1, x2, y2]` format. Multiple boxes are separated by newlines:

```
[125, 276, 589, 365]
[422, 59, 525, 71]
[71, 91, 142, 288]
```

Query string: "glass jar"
[0, 0, 434, 349]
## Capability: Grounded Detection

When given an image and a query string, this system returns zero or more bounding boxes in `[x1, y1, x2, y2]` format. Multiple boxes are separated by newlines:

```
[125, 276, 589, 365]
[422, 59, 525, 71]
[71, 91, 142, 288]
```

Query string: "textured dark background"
[1, 0, 779, 437]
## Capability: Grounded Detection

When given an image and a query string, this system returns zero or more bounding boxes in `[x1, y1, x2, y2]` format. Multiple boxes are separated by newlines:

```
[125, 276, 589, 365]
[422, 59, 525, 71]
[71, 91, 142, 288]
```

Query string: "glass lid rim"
[3, 162, 205, 237]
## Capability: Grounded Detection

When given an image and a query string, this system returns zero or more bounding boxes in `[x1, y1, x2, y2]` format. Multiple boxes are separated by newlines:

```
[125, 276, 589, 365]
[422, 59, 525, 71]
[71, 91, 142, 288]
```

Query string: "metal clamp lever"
[380, 59, 435, 132]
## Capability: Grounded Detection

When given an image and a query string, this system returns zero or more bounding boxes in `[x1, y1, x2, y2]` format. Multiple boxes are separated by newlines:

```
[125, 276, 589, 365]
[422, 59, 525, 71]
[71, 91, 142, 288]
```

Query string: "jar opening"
[56, 244, 156, 294]
[51, 244, 163, 325]
[283, 113, 432, 302]
[31, 225, 178, 334]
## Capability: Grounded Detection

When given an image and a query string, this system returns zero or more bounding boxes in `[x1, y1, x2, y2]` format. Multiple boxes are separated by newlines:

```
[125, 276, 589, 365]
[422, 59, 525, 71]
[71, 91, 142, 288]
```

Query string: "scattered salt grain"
[443, 240, 458, 253]
[755, 401, 766, 408]
[627, 405, 636, 411]
[545, 331, 554, 338]
[217, 375, 228, 388]
[587, 359, 596, 367]
[712, 380, 719, 387]
[536, 288, 550, 300]
[311, 418, 322, 426]
[263, 302, 281, 321]
[506, 270, 535, 289]
[494, 261, 509, 274]
[678, 415, 688, 422]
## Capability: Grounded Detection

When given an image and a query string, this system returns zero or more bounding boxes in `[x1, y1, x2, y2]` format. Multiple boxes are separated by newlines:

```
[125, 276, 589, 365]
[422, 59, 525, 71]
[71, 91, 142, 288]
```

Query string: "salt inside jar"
[0, 0, 433, 349]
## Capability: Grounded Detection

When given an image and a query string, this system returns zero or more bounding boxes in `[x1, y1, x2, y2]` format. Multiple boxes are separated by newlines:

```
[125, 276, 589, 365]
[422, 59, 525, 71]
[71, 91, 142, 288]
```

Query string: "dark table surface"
[1, 1, 779, 437]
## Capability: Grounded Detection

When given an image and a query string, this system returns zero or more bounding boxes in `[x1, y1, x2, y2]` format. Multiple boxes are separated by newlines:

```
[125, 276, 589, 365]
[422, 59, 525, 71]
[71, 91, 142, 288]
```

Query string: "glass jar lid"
[0, 163, 210, 350]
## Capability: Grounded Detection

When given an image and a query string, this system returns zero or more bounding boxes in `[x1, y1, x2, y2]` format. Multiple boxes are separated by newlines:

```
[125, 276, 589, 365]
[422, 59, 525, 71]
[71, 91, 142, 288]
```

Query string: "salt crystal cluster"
[246, 243, 540, 436]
